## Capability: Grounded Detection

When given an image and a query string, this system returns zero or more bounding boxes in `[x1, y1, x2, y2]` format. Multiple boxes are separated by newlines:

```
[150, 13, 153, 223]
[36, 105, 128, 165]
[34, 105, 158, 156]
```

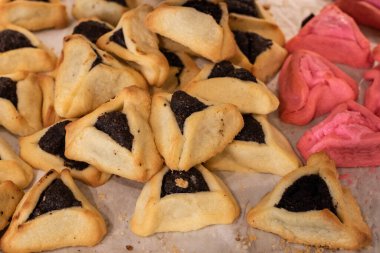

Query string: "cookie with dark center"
[94, 111, 134, 151]
[275, 174, 337, 216]
[73, 21, 112, 44]
[301, 13, 315, 27]
[226, 0, 259, 17]
[170, 91, 208, 133]
[0, 77, 17, 108]
[90, 48, 103, 70]
[208, 61, 257, 82]
[162, 49, 184, 82]
[107, 0, 128, 7]
[110, 29, 127, 48]
[235, 114, 265, 143]
[233, 31, 273, 64]
[0, 30, 35, 53]
[27, 179, 82, 221]
[160, 167, 209, 198]
[38, 121, 90, 171]
[183, 0, 222, 24]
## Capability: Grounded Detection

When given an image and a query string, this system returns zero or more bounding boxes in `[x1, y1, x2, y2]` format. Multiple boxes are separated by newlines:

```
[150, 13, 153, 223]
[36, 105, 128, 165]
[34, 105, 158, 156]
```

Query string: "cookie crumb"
[126, 245, 134, 251]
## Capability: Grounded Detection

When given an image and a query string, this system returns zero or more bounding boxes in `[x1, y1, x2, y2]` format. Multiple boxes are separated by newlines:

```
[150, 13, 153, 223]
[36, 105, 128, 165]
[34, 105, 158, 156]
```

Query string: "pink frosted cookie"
[279, 50, 358, 125]
[286, 4, 373, 68]
[336, 0, 380, 30]
[297, 100, 380, 167]
[364, 65, 380, 116]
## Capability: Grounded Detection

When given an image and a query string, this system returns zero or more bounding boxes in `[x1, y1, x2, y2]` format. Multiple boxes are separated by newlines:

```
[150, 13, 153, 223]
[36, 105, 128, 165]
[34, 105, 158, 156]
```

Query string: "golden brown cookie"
[206, 114, 300, 176]
[247, 152, 372, 250]
[0, 72, 43, 136]
[1, 169, 107, 252]
[130, 165, 240, 236]
[97, 4, 170, 87]
[0, 181, 24, 231]
[150, 90, 243, 171]
[72, 0, 135, 26]
[0, 24, 56, 74]
[0, 137, 33, 189]
[145, 0, 237, 62]
[182, 61, 279, 114]
[19, 120, 111, 187]
[54, 34, 147, 118]
[0, 0, 68, 31]
[65, 86, 163, 182]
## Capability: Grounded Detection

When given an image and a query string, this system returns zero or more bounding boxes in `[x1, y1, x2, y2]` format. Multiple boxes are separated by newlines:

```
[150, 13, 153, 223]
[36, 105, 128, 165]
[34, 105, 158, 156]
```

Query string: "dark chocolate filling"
[225, 0, 259, 17]
[94, 111, 134, 151]
[38, 121, 90, 171]
[162, 49, 185, 83]
[161, 167, 209, 198]
[0, 29, 35, 53]
[208, 61, 257, 82]
[27, 179, 82, 221]
[0, 77, 17, 108]
[235, 114, 265, 143]
[233, 31, 272, 64]
[183, 0, 222, 24]
[170, 91, 208, 133]
[90, 48, 103, 70]
[107, 0, 128, 7]
[110, 29, 127, 48]
[73, 20, 112, 44]
[275, 174, 338, 216]
[301, 13, 315, 27]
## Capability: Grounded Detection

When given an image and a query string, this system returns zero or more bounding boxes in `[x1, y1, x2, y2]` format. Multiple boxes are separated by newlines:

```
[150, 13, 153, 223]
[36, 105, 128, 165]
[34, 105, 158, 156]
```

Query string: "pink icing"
[336, 0, 380, 30]
[364, 0, 380, 9]
[364, 66, 380, 116]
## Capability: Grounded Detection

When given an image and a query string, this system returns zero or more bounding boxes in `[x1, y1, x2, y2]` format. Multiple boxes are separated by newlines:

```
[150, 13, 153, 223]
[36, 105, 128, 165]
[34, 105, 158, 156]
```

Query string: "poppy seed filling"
[235, 114, 265, 143]
[183, 0, 222, 24]
[0, 77, 18, 108]
[110, 29, 127, 48]
[73, 21, 112, 43]
[226, 0, 259, 17]
[233, 31, 273, 64]
[170, 91, 208, 133]
[94, 111, 134, 151]
[107, 0, 128, 7]
[27, 179, 82, 221]
[275, 174, 338, 216]
[0, 29, 35, 53]
[161, 167, 209, 198]
[38, 121, 90, 171]
[208, 61, 257, 82]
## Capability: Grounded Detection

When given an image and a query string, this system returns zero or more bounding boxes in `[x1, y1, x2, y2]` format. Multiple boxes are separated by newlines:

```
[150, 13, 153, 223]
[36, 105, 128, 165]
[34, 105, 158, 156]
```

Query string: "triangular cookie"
[225, 0, 285, 46]
[54, 34, 147, 118]
[97, 4, 170, 87]
[145, 0, 236, 62]
[336, 0, 380, 30]
[0, 72, 43, 136]
[0, 181, 24, 231]
[72, 0, 134, 26]
[151, 90, 243, 170]
[297, 100, 380, 167]
[286, 4, 373, 68]
[279, 50, 358, 125]
[247, 152, 371, 250]
[182, 61, 279, 114]
[130, 165, 240, 236]
[19, 120, 111, 187]
[0, 137, 33, 189]
[230, 29, 287, 82]
[153, 49, 200, 93]
[0, 24, 56, 74]
[206, 114, 300, 176]
[1, 169, 107, 252]
[65, 86, 163, 182]
[0, 0, 68, 31]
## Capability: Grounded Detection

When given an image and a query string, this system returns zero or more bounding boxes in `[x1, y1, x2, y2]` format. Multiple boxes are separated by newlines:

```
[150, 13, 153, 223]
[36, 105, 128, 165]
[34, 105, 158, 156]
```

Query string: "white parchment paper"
[1, 0, 380, 252]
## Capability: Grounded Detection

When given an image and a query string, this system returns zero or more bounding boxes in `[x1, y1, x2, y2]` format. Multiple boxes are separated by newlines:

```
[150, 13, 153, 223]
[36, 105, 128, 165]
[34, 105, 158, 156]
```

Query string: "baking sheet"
[1, 0, 380, 252]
